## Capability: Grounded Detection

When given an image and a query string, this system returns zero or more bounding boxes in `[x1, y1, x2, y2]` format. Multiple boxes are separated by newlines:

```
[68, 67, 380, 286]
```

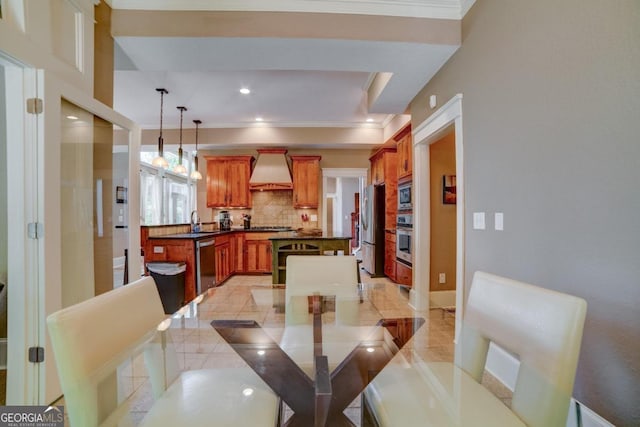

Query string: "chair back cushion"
[47, 277, 166, 426]
[286, 255, 358, 294]
[459, 271, 587, 427]
[285, 255, 359, 325]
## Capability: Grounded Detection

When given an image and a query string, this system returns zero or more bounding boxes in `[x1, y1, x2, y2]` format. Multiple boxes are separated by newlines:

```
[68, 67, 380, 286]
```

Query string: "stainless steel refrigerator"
[361, 184, 385, 277]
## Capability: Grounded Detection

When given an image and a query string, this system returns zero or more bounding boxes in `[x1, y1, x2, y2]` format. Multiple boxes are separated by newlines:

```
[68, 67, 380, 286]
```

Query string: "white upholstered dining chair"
[47, 276, 279, 427]
[364, 271, 587, 427]
[281, 255, 375, 375]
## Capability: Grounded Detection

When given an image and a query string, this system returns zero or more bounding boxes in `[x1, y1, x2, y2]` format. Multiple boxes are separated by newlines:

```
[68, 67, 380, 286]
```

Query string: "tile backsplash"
[212, 191, 318, 229]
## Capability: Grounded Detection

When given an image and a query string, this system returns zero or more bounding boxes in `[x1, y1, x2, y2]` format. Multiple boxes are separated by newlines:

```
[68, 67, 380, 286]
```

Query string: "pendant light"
[151, 88, 169, 169]
[173, 106, 188, 175]
[190, 119, 203, 180]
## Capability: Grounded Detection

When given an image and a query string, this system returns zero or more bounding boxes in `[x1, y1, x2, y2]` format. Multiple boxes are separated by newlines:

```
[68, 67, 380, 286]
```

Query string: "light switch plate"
[494, 212, 504, 231]
[310, 214, 318, 221]
[473, 212, 486, 230]
[439, 273, 446, 284]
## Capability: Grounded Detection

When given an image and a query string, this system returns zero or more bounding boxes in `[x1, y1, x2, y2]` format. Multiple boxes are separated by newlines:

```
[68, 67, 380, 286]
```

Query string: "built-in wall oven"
[396, 214, 412, 266]
[398, 181, 412, 211]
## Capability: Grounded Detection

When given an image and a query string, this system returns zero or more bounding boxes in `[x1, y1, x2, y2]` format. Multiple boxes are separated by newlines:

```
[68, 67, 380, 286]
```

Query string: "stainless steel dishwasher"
[196, 237, 216, 294]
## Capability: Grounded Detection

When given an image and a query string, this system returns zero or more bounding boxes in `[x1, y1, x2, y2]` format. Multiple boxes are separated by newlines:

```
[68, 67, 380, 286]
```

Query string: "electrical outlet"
[439, 273, 446, 284]
[153, 246, 164, 254]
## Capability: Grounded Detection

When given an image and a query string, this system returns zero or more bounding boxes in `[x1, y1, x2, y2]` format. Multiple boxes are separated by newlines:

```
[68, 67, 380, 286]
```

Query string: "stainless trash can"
[146, 262, 186, 314]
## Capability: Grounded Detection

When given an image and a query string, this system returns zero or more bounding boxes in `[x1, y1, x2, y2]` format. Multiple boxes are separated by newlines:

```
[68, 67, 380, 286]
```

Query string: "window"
[140, 152, 197, 225]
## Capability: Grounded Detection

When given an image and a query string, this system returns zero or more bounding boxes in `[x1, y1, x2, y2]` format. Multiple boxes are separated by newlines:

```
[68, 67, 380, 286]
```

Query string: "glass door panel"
[60, 100, 130, 306]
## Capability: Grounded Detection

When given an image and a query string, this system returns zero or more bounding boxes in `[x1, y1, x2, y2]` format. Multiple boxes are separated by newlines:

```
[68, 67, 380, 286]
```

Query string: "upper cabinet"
[205, 156, 254, 208]
[369, 147, 398, 230]
[291, 155, 321, 209]
[369, 147, 397, 186]
[396, 125, 413, 179]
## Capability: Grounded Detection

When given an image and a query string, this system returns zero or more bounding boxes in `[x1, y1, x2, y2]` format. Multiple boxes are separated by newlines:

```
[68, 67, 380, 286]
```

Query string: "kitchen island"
[269, 234, 352, 286]
[143, 226, 293, 302]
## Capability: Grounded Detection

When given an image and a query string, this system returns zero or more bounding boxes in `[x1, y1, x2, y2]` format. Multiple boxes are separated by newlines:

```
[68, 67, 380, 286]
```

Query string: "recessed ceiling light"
[366, 118, 374, 123]
[66, 115, 78, 120]
[240, 88, 251, 95]
[255, 117, 264, 122]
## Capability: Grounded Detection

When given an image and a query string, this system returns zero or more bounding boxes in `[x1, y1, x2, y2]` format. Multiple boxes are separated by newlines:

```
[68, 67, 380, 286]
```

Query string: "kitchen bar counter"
[269, 235, 352, 286]
[143, 228, 296, 302]
[148, 228, 293, 240]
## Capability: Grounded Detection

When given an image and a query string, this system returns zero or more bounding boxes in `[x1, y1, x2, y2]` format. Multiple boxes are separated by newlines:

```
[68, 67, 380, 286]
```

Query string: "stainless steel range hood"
[249, 148, 293, 191]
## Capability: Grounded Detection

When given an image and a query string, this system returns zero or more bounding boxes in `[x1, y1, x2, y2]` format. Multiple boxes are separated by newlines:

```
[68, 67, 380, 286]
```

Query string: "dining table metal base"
[211, 316, 424, 427]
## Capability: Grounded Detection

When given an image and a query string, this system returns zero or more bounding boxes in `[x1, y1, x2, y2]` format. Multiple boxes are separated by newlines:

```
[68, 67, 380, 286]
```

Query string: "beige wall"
[0, 0, 96, 95]
[410, 1, 640, 424]
[141, 126, 384, 149]
[429, 132, 456, 291]
[112, 10, 460, 45]
[94, 0, 113, 107]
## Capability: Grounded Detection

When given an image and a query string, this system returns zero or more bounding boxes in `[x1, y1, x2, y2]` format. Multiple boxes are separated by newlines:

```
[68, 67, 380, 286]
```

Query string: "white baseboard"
[485, 343, 613, 427]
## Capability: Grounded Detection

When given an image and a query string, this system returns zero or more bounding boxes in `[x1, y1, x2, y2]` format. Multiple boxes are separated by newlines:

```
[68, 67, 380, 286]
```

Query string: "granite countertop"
[269, 232, 352, 240]
[149, 232, 220, 240]
[149, 227, 294, 240]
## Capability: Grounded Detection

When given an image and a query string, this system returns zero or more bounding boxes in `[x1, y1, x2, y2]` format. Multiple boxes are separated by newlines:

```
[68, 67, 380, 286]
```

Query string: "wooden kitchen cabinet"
[369, 147, 397, 186]
[143, 238, 197, 302]
[396, 125, 413, 179]
[396, 261, 412, 287]
[215, 234, 232, 284]
[369, 147, 398, 230]
[384, 231, 397, 281]
[245, 232, 274, 273]
[230, 232, 245, 273]
[291, 155, 321, 209]
[205, 155, 253, 208]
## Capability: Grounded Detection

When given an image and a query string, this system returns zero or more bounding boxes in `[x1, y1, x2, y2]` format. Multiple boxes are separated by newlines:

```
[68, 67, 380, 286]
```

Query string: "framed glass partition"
[60, 100, 130, 303]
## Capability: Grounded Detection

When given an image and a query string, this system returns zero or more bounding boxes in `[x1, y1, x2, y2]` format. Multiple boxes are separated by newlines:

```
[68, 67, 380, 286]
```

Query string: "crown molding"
[108, 0, 473, 19]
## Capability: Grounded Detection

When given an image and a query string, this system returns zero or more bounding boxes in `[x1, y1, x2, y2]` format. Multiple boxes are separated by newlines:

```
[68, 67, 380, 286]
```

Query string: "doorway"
[412, 94, 465, 356]
[321, 168, 367, 249]
[428, 129, 457, 330]
[1, 54, 42, 405]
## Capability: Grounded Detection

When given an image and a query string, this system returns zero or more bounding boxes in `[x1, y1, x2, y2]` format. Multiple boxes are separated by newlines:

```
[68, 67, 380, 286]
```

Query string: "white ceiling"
[110, 0, 469, 139]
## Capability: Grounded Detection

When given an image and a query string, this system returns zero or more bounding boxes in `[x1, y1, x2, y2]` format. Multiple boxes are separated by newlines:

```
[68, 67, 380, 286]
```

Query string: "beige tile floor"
[56, 272, 510, 426]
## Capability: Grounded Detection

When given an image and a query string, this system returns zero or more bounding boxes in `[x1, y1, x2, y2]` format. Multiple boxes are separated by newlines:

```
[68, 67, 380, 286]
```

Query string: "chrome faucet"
[191, 210, 201, 233]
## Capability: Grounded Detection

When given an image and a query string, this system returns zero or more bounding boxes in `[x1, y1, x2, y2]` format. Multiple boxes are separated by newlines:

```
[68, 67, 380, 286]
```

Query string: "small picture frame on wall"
[116, 186, 127, 204]
[443, 175, 457, 204]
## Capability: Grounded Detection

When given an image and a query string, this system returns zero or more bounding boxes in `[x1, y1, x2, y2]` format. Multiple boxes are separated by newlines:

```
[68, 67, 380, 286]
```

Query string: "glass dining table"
[160, 282, 424, 427]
